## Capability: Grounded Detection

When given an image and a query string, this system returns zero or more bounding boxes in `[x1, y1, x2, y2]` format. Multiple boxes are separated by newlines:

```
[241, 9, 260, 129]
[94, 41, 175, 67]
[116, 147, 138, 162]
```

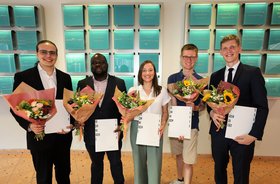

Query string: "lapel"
[33, 67, 45, 90]
[232, 63, 243, 84]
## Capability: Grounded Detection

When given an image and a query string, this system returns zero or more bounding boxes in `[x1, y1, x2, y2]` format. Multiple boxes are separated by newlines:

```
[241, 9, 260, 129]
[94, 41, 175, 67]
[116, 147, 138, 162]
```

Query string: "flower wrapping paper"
[112, 86, 154, 140]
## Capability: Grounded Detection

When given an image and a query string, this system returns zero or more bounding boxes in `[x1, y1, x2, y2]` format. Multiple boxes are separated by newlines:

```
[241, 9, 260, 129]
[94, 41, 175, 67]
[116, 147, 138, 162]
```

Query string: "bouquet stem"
[34, 131, 45, 141]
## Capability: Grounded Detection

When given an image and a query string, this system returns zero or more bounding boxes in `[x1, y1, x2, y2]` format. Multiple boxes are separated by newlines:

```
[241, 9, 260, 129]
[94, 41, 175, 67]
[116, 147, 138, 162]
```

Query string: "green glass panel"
[265, 54, 280, 75]
[215, 29, 238, 50]
[89, 29, 109, 50]
[88, 5, 109, 26]
[114, 53, 134, 73]
[243, 3, 267, 25]
[117, 75, 134, 91]
[114, 29, 134, 50]
[114, 5, 134, 26]
[188, 29, 210, 50]
[63, 5, 84, 26]
[18, 54, 37, 71]
[139, 4, 160, 26]
[189, 4, 212, 26]
[213, 54, 226, 72]
[139, 53, 159, 72]
[265, 78, 280, 97]
[13, 6, 36, 27]
[0, 54, 15, 73]
[66, 53, 86, 73]
[241, 29, 265, 50]
[240, 54, 261, 68]
[271, 3, 280, 25]
[71, 76, 85, 91]
[0, 5, 10, 26]
[139, 29, 159, 49]
[268, 29, 280, 50]
[16, 31, 37, 51]
[0, 76, 14, 94]
[195, 53, 209, 74]
[216, 4, 239, 25]
[0, 30, 13, 50]
[64, 30, 85, 50]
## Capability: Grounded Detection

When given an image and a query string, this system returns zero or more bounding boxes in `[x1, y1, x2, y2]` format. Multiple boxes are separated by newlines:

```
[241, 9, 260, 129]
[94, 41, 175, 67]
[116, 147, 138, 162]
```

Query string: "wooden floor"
[0, 150, 279, 184]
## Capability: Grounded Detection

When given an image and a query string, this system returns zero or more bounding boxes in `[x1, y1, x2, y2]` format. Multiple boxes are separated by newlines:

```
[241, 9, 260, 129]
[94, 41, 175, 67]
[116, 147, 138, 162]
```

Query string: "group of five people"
[11, 34, 268, 184]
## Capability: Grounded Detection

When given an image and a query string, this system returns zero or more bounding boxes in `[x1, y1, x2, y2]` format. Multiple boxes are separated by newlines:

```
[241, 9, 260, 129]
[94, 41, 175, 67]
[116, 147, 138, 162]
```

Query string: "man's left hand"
[234, 134, 257, 145]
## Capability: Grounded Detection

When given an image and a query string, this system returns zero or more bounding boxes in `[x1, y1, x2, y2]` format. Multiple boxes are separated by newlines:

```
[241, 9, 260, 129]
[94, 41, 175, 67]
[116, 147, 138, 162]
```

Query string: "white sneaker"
[169, 179, 184, 184]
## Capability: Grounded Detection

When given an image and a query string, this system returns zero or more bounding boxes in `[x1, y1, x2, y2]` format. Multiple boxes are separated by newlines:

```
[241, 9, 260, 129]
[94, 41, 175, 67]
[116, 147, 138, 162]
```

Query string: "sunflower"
[223, 91, 234, 104]
[183, 79, 191, 86]
[202, 93, 211, 102]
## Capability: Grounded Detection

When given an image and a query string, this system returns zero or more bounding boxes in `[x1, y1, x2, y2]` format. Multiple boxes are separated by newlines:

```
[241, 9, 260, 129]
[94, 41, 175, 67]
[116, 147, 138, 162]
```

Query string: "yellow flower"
[183, 80, 191, 86]
[202, 93, 211, 102]
[80, 95, 88, 99]
[223, 91, 234, 104]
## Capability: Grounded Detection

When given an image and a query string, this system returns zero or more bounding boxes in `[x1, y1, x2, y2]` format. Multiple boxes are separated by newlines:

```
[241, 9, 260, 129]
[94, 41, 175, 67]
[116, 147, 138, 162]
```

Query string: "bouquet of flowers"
[168, 76, 209, 103]
[4, 82, 56, 141]
[202, 81, 240, 130]
[63, 85, 103, 140]
[112, 86, 154, 140]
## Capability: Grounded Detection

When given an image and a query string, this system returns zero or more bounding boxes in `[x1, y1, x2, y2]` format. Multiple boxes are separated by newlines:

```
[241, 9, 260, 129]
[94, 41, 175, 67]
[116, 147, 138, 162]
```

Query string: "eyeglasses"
[38, 50, 57, 56]
[181, 55, 197, 60]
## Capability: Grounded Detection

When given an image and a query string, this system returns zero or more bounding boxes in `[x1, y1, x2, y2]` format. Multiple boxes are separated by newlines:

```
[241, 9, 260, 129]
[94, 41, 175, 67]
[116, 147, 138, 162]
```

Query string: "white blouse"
[128, 85, 171, 115]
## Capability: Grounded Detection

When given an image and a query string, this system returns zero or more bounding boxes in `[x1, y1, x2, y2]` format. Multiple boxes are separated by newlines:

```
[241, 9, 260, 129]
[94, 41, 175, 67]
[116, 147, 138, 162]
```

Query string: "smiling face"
[36, 42, 57, 69]
[91, 53, 108, 79]
[141, 63, 155, 83]
[220, 37, 242, 67]
[180, 49, 198, 71]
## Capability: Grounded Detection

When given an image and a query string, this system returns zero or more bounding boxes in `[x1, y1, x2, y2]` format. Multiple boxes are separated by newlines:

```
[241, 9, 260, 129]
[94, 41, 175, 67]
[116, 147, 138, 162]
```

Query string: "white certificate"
[136, 112, 161, 147]
[225, 105, 257, 139]
[45, 100, 71, 134]
[168, 106, 192, 139]
[95, 119, 118, 152]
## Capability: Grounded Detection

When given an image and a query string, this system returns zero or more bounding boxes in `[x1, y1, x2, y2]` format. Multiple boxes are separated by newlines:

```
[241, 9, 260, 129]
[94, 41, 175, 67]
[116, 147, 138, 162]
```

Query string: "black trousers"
[30, 145, 71, 184]
[86, 141, 125, 184]
[211, 129, 255, 184]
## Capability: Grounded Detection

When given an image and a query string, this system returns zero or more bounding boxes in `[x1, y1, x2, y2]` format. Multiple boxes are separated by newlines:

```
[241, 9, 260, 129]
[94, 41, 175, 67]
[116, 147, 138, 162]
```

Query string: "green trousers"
[130, 120, 163, 184]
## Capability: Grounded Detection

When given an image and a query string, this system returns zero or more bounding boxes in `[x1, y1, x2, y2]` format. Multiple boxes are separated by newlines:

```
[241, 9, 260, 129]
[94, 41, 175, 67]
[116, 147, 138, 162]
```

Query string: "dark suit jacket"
[11, 66, 73, 150]
[77, 75, 126, 145]
[208, 63, 269, 140]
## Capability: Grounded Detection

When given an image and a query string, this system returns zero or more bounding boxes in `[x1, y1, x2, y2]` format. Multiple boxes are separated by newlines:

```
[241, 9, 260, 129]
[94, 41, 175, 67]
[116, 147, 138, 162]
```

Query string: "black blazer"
[11, 66, 73, 150]
[77, 75, 126, 145]
[208, 63, 269, 140]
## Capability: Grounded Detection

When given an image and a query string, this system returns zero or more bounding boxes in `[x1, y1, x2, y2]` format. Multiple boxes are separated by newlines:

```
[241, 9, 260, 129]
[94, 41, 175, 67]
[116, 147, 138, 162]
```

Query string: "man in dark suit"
[77, 53, 126, 184]
[11, 40, 73, 184]
[208, 34, 269, 184]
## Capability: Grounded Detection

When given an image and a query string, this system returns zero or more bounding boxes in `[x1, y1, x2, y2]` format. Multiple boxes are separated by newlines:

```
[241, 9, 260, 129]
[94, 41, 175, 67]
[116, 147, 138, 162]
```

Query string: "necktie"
[227, 68, 234, 83]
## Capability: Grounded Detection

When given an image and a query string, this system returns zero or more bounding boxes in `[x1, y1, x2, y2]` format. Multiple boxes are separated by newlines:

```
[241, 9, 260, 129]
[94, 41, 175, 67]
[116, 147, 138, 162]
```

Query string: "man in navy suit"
[208, 34, 269, 184]
[11, 40, 73, 184]
[77, 53, 126, 184]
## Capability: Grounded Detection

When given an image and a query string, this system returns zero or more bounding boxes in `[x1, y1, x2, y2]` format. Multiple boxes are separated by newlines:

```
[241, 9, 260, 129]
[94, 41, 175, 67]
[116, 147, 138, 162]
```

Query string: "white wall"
[0, 0, 279, 156]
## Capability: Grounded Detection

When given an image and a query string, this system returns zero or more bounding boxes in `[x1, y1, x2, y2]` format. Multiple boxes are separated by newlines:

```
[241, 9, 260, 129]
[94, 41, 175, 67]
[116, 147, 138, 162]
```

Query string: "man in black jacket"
[11, 40, 73, 184]
[208, 34, 269, 184]
[77, 53, 126, 184]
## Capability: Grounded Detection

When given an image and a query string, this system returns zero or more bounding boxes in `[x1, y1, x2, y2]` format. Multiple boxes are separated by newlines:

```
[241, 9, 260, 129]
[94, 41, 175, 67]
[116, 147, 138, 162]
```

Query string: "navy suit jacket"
[11, 66, 73, 150]
[208, 63, 269, 140]
[77, 75, 126, 145]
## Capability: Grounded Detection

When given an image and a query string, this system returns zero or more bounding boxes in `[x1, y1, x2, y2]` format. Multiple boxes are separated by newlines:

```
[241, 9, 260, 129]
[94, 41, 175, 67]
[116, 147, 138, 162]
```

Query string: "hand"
[234, 134, 257, 145]
[30, 124, 44, 134]
[210, 110, 225, 131]
[178, 136, 184, 142]
[185, 102, 195, 110]
[57, 124, 73, 134]
[159, 123, 166, 137]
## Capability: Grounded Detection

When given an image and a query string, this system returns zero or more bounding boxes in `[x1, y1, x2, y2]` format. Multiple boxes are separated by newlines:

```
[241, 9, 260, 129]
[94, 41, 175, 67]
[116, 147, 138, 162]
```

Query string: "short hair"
[91, 53, 107, 64]
[36, 40, 58, 53]
[180, 44, 198, 56]
[220, 34, 241, 48]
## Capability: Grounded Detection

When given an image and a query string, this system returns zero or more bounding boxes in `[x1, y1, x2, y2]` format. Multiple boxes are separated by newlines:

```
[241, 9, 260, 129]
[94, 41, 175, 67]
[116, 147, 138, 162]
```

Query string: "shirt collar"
[37, 64, 56, 77]
[226, 61, 240, 71]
